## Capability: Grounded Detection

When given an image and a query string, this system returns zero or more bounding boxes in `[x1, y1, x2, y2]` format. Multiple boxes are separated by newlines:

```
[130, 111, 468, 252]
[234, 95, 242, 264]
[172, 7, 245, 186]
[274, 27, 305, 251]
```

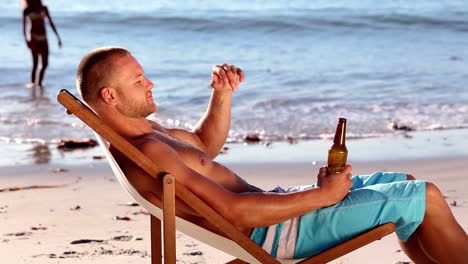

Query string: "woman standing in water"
[22, 0, 62, 87]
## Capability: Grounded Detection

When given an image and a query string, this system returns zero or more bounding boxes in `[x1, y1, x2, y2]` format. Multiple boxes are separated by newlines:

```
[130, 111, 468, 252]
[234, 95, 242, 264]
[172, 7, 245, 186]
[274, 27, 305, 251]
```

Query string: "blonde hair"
[76, 46, 129, 105]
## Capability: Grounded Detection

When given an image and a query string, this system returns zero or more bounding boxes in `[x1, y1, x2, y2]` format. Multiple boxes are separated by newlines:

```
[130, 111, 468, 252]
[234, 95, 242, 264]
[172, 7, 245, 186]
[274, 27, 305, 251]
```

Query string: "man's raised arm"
[167, 64, 244, 159]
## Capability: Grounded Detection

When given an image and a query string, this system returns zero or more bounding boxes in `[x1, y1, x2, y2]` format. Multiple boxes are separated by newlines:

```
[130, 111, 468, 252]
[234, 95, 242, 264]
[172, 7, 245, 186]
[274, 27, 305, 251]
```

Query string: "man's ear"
[99, 87, 118, 105]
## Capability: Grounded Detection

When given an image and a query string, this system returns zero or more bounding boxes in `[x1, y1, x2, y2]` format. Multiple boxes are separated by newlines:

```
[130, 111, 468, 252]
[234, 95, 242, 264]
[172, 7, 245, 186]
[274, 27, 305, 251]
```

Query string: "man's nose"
[146, 78, 154, 90]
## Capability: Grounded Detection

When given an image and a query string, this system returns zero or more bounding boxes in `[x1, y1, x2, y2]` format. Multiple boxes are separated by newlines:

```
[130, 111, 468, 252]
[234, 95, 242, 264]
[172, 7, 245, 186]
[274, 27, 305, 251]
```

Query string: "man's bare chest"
[150, 130, 212, 171]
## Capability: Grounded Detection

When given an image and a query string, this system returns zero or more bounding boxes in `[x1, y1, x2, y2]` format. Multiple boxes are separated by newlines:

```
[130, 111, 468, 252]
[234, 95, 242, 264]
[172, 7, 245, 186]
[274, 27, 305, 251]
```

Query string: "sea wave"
[0, 116, 77, 127]
[71, 11, 468, 33]
[4, 10, 468, 33]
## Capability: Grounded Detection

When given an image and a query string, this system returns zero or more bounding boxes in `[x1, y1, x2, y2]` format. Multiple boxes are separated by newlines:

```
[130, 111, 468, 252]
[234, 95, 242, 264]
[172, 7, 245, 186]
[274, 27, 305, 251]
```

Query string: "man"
[76, 47, 468, 263]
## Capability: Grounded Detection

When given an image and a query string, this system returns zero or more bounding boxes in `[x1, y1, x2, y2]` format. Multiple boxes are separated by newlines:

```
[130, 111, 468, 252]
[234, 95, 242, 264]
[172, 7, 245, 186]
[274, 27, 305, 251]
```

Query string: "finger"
[211, 73, 220, 85]
[229, 66, 241, 91]
[222, 64, 230, 72]
[212, 73, 225, 89]
[228, 65, 237, 76]
[224, 65, 238, 91]
[228, 74, 238, 92]
[222, 71, 234, 91]
[237, 68, 245, 82]
[229, 65, 238, 74]
[213, 65, 226, 80]
[319, 167, 328, 176]
[343, 164, 352, 174]
[220, 68, 228, 80]
[225, 65, 240, 79]
[224, 66, 234, 77]
[221, 64, 231, 79]
[231, 83, 237, 92]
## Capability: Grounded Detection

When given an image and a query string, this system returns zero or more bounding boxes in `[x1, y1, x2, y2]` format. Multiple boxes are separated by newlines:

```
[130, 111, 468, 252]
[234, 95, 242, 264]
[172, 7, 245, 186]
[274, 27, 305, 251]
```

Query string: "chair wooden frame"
[57, 89, 396, 264]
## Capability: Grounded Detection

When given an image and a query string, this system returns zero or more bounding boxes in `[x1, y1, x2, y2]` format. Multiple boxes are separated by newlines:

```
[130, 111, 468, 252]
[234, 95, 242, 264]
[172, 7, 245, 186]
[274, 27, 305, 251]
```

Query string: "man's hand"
[317, 165, 354, 206]
[210, 64, 244, 92]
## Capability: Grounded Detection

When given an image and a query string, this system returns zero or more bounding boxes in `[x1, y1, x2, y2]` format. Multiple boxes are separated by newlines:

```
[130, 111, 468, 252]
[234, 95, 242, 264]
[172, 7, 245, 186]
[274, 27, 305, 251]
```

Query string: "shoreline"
[1, 127, 467, 167]
[218, 128, 468, 164]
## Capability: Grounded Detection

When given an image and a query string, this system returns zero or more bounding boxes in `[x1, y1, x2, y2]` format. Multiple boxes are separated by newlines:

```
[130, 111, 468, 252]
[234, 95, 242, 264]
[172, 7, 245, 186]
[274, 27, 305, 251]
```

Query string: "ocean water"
[1, 0, 468, 165]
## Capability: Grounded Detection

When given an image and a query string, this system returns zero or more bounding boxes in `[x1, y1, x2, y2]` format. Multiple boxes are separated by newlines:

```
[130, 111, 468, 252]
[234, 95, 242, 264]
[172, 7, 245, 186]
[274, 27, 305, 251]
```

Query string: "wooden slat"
[150, 215, 162, 264]
[163, 174, 176, 264]
[297, 222, 396, 264]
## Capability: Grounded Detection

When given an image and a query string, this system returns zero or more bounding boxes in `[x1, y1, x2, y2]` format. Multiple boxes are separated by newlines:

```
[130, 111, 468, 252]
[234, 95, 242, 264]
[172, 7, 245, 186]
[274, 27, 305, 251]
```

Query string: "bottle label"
[327, 149, 347, 174]
[328, 164, 345, 174]
[328, 163, 346, 168]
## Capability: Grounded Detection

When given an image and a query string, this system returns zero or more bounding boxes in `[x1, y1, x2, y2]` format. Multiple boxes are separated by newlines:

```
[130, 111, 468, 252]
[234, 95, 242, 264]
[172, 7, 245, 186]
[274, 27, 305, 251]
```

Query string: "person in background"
[22, 0, 62, 88]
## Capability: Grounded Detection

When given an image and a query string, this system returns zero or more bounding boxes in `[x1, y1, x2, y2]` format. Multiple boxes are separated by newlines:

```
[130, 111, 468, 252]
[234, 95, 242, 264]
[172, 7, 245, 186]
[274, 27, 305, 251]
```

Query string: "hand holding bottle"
[317, 165, 353, 206]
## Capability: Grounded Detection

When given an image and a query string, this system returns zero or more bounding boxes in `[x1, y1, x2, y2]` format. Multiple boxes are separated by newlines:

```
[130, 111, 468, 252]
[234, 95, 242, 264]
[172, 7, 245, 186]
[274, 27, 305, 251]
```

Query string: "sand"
[1, 154, 467, 263]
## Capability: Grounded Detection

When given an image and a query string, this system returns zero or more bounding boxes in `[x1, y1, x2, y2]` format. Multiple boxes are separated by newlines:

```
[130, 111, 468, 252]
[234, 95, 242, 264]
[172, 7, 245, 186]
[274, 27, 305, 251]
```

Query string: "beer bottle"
[327, 118, 348, 174]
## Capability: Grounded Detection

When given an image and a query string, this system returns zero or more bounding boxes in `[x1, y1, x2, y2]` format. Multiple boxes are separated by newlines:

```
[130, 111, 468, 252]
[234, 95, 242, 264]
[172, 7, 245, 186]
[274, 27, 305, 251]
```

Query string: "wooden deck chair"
[57, 89, 396, 264]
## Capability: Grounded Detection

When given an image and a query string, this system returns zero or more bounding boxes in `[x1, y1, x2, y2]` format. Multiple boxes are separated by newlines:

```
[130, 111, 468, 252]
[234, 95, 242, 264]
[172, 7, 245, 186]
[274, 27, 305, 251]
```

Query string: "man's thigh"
[294, 179, 426, 258]
[350, 171, 408, 189]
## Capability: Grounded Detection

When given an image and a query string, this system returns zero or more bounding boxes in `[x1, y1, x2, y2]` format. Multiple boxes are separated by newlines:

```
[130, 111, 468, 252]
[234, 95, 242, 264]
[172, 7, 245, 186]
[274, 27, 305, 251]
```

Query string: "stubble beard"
[120, 97, 157, 118]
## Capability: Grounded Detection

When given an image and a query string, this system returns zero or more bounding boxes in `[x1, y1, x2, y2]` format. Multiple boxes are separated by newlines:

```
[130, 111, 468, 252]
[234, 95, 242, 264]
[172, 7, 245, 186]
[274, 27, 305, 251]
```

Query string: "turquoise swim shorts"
[250, 172, 426, 259]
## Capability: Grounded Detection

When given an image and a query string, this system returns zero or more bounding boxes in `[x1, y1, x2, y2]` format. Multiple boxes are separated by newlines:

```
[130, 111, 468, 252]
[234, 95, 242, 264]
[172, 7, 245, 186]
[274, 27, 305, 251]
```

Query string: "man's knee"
[426, 182, 442, 197]
[425, 182, 446, 211]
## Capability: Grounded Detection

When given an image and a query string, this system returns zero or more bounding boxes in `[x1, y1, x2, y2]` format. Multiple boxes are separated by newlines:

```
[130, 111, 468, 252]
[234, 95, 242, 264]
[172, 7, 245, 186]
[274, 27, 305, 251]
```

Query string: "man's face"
[112, 54, 156, 118]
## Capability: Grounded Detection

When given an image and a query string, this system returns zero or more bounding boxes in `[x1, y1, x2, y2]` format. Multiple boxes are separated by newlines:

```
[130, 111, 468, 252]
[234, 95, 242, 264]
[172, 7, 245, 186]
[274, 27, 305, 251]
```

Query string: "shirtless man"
[76, 47, 468, 263]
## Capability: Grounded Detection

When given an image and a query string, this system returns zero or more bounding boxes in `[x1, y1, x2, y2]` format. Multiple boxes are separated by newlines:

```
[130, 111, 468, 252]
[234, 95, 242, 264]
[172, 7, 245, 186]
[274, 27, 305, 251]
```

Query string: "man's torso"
[112, 124, 261, 235]
[142, 126, 262, 193]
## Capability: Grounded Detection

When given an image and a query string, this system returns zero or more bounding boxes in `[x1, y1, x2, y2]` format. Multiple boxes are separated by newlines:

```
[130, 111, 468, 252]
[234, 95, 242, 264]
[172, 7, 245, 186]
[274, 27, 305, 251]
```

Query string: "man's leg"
[398, 175, 468, 263]
[412, 182, 468, 263]
[294, 176, 427, 259]
[397, 175, 437, 263]
[399, 231, 437, 263]
[278, 173, 467, 261]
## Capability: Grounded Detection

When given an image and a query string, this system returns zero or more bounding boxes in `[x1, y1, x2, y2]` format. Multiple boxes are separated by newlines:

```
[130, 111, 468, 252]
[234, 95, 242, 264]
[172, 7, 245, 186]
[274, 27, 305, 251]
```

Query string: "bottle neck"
[333, 118, 346, 145]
